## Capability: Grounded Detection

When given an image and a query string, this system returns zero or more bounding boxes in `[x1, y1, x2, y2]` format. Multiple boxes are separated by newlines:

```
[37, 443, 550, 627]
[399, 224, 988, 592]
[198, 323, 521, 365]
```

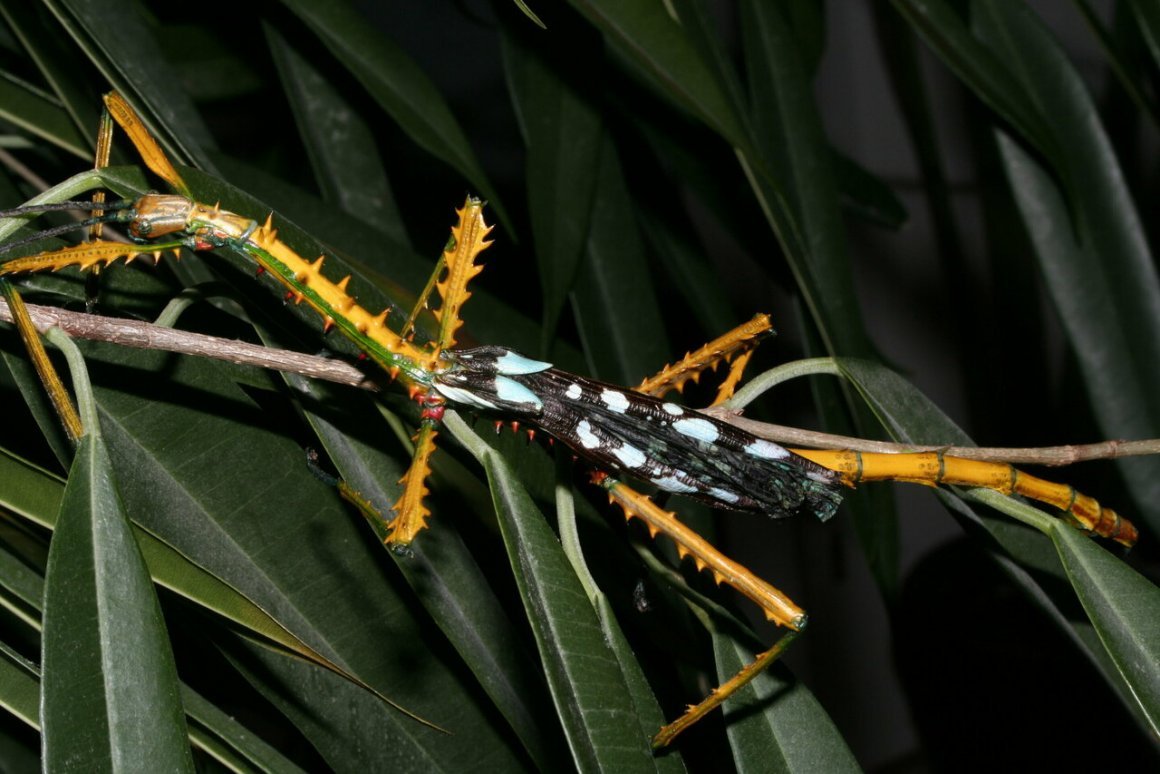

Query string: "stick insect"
[0, 93, 1138, 749]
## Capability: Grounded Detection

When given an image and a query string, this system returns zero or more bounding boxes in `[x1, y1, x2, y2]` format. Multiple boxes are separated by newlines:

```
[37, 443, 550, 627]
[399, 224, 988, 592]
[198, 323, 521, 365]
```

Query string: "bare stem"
[0, 297, 379, 391]
[3, 297, 1157, 466]
[700, 406, 1160, 465]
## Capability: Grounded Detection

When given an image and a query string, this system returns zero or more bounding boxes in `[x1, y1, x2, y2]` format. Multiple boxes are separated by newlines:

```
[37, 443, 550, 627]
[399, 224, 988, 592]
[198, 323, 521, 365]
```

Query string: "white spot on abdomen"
[494, 350, 552, 375]
[709, 487, 741, 504]
[744, 439, 789, 460]
[600, 389, 630, 413]
[672, 417, 719, 444]
[651, 475, 697, 494]
[611, 444, 646, 469]
[565, 383, 583, 400]
[575, 420, 600, 449]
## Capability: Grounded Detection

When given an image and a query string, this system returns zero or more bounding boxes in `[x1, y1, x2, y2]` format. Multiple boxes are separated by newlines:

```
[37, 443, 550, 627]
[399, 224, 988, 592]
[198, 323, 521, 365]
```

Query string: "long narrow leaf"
[286, 371, 561, 771]
[266, 24, 409, 245]
[715, 634, 859, 774]
[446, 412, 659, 771]
[974, 0, 1160, 531]
[889, 0, 1057, 160]
[1050, 524, 1160, 734]
[836, 357, 1160, 734]
[41, 432, 193, 771]
[0, 641, 38, 731]
[277, 0, 511, 232]
[501, 21, 603, 353]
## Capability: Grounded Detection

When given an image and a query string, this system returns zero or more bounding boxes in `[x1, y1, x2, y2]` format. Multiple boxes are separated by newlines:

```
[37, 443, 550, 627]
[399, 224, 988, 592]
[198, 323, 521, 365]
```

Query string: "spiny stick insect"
[0, 93, 1138, 748]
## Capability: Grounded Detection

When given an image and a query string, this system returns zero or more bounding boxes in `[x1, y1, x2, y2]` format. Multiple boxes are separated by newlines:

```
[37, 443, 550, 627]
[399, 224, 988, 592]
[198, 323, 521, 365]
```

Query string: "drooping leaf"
[447, 412, 660, 772]
[40, 432, 193, 772]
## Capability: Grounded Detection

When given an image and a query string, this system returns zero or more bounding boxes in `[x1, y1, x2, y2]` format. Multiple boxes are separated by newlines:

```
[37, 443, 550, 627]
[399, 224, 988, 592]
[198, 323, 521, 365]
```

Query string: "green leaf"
[286, 371, 561, 771]
[564, 0, 749, 148]
[714, 635, 859, 774]
[40, 432, 193, 771]
[0, 641, 38, 731]
[447, 412, 659, 772]
[740, 1, 871, 358]
[835, 357, 1160, 734]
[554, 476, 687, 771]
[592, 596, 686, 773]
[1070, 0, 1160, 130]
[831, 149, 908, 230]
[0, 441, 401, 705]
[636, 206, 736, 337]
[50, 0, 218, 170]
[180, 684, 309, 773]
[889, 0, 1057, 160]
[996, 131, 1160, 528]
[1125, 0, 1160, 77]
[0, 77, 86, 158]
[83, 340, 520, 767]
[0, 0, 103, 152]
[976, 1, 1160, 532]
[501, 22, 603, 354]
[570, 136, 669, 385]
[223, 643, 452, 772]
[1050, 525, 1160, 734]
[509, 0, 546, 30]
[0, 541, 42, 629]
[278, 0, 511, 233]
[4, 0, 1159, 763]
[266, 23, 410, 245]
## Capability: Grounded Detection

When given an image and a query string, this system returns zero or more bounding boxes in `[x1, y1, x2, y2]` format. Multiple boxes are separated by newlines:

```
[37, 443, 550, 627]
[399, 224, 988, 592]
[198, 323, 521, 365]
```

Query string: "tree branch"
[3, 297, 1157, 466]
[0, 296, 380, 391]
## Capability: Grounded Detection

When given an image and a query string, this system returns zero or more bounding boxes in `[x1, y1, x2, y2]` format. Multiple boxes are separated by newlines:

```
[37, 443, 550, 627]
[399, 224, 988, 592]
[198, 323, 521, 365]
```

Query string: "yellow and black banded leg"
[631, 315, 1137, 547]
[794, 449, 1138, 547]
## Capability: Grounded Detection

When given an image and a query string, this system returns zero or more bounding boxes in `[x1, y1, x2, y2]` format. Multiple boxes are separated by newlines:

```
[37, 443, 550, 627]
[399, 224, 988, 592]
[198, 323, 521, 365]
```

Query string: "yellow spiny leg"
[0, 281, 83, 441]
[388, 420, 440, 546]
[400, 252, 445, 341]
[305, 449, 400, 545]
[1, 241, 182, 276]
[428, 197, 491, 358]
[653, 631, 801, 749]
[794, 449, 1138, 547]
[636, 313, 773, 398]
[369, 202, 494, 544]
[0, 95, 188, 442]
[102, 92, 191, 197]
[711, 347, 756, 406]
[90, 105, 114, 241]
[599, 476, 806, 747]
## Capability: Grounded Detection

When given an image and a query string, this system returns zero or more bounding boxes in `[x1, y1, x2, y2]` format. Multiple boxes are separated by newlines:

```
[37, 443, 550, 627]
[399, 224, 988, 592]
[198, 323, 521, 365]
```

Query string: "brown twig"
[0, 297, 380, 391]
[700, 408, 1160, 466]
[3, 297, 1157, 466]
